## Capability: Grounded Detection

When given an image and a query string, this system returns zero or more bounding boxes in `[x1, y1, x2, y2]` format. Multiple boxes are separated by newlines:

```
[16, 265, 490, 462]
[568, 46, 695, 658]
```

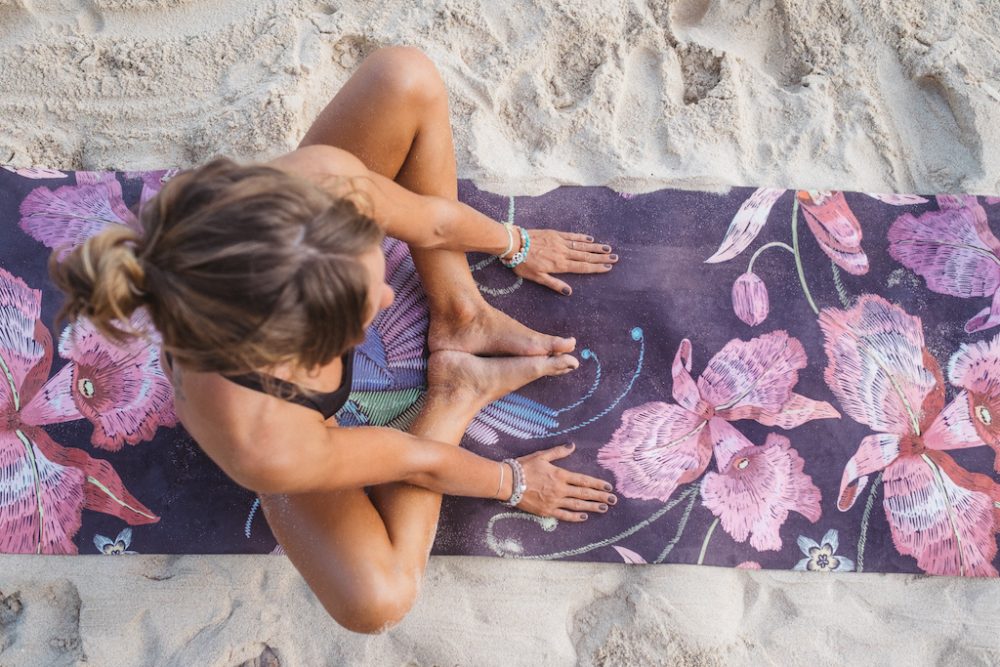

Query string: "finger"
[534, 272, 574, 296]
[564, 260, 614, 274]
[544, 442, 577, 461]
[551, 509, 589, 522]
[559, 231, 596, 243]
[559, 497, 610, 513]
[568, 250, 619, 264]
[562, 239, 614, 255]
[566, 472, 615, 492]
[565, 484, 617, 504]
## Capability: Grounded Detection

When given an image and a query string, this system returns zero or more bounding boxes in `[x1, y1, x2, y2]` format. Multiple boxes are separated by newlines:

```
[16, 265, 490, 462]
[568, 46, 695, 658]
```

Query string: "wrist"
[500, 225, 523, 261]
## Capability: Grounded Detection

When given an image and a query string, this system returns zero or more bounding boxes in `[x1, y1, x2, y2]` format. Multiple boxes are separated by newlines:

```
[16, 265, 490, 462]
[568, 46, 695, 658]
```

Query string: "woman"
[51, 46, 620, 634]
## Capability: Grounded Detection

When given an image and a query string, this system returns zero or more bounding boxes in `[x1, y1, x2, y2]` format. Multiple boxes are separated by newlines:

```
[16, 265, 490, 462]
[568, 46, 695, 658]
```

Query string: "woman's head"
[51, 157, 387, 377]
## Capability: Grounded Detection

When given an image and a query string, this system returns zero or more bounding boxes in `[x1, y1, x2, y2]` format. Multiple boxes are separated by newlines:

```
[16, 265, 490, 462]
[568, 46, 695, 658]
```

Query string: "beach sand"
[1, 1, 1000, 665]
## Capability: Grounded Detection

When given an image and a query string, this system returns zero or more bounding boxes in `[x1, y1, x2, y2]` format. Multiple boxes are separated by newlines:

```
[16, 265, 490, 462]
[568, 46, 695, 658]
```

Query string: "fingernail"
[604, 264, 612, 269]
[602, 245, 611, 252]
[561, 287, 571, 295]
[609, 254, 618, 261]
[599, 504, 608, 511]
[566, 443, 575, 449]
[608, 496, 617, 504]
[585, 236, 594, 242]
[604, 484, 613, 491]
[580, 514, 588, 520]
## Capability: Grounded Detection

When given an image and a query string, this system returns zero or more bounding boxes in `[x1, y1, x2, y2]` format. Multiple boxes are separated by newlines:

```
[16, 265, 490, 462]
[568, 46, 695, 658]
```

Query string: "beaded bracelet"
[500, 226, 530, 269]
[501, 458, 527, 506]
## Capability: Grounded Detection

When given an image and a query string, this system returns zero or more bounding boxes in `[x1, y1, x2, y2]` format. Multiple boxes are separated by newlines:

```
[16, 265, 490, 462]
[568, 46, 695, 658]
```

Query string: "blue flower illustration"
[93, 527, 137, 555]
[793, 529, 854, 572]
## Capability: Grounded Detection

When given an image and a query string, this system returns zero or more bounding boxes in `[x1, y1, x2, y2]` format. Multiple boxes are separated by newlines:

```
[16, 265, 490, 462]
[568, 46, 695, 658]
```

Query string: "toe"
[549, 335, 576, 355]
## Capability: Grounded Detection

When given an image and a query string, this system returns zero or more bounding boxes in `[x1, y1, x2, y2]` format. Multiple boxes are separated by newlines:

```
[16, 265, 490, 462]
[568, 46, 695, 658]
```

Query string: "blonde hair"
[51, 157, 384, 386]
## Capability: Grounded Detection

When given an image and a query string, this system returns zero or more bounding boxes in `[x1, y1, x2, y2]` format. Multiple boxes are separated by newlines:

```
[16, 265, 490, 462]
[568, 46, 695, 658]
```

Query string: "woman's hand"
[512, 229, 618, 295]
[513, 443, 617, 522]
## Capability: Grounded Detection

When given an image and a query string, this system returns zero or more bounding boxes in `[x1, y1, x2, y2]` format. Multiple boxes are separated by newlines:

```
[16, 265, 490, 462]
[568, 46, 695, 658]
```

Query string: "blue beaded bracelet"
[500, 226, 530, 268]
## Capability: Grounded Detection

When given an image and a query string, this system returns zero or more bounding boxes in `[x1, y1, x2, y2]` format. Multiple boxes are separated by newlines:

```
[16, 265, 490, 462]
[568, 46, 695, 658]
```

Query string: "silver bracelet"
[493, 461, 505, 499]
[502, 458, 526, 506]
[500, 222, 515, 258]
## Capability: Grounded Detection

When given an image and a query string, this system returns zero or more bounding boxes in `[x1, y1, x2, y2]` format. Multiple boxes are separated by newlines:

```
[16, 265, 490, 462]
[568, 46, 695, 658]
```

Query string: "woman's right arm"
[214, 410, 614, 523]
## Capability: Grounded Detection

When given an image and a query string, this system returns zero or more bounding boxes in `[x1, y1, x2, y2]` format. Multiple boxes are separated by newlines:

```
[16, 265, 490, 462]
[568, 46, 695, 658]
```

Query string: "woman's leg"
[261, 47, 578, 633]
[259, 352, 575, 633]
[299, 46, 575, 357]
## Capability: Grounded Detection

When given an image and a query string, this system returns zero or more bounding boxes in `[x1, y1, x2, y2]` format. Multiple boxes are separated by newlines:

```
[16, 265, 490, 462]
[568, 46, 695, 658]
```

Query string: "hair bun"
[50, 225, 149, 341]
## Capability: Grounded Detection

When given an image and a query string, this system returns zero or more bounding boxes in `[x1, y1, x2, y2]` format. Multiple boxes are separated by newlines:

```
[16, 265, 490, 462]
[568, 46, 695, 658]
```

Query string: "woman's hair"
[50, 157, 384, 390]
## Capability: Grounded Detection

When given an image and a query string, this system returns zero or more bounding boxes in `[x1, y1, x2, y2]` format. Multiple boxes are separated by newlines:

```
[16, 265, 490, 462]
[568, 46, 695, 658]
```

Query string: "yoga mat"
[2, 166, 1000, 578]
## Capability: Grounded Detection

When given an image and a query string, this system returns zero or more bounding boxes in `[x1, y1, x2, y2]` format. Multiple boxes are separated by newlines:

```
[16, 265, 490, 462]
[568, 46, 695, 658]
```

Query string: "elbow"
[228, 451, 308, 495]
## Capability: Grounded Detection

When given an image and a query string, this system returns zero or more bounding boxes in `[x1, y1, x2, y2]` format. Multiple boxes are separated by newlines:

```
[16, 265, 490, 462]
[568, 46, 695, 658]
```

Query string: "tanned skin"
[163, 47, 620, 634]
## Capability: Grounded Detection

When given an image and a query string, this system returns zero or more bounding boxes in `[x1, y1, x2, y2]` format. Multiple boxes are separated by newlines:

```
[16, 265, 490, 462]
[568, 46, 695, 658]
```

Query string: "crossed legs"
[259, 46, 574, 633]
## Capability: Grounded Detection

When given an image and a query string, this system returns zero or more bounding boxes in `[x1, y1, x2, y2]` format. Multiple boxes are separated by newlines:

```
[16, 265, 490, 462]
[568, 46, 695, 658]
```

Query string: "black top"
[163, 349, 355, 420]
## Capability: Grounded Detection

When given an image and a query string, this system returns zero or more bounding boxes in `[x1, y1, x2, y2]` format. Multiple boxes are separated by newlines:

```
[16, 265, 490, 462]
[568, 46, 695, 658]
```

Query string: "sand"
[1, 1, 1000, 665]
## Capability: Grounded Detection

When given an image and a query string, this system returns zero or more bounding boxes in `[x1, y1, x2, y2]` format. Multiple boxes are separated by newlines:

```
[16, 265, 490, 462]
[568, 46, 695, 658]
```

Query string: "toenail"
[561, 287, 570, 295]
[599, 504, 608, 511]
[609, 254, 618, 261]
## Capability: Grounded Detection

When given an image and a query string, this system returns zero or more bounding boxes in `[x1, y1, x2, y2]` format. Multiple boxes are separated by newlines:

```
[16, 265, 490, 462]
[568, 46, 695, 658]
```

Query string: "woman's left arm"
[269, 144, 618, 292]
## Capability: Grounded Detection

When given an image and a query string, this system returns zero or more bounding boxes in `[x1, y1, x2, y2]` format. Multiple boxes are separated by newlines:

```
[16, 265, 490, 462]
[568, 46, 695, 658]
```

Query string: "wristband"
[500, 226, 530, 269]
[493, 461, 505, 499]
[500, 222, 516, 259]
[501, 458, 527, 506]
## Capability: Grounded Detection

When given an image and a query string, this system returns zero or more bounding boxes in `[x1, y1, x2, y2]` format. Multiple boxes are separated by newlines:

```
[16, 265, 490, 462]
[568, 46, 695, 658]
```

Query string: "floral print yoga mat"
[2, 167, 1000, 577]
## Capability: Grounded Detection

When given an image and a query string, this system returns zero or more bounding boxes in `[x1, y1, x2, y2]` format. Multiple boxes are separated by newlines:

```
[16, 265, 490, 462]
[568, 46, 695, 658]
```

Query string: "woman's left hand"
[512, 229, 618, 295]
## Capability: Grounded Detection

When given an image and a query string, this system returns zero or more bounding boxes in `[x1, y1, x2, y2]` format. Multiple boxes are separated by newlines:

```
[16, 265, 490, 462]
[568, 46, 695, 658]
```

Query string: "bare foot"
[426, 350, 579, 416]
[428, 300, 576, 357]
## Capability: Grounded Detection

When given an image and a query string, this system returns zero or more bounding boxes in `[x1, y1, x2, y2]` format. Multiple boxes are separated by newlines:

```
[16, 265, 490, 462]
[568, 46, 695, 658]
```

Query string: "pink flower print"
[888, 198, 1000, 333]
[54, 310, 176, 451]
[795, 191, 868, 275]
[0, 268, 158, 554]
[700, 433, 821, 551]
[820, 294, 1000, 576]
[736, 560, 762, 569]
[947, 334, 1000, 471]
[1, 166, 68, 179]
[731, 272, 769, 326]
[597, 332, 839, 502]
[19, 174, 141, 260]
[706, 188, 926, 273]
[612, 545, 647, 563]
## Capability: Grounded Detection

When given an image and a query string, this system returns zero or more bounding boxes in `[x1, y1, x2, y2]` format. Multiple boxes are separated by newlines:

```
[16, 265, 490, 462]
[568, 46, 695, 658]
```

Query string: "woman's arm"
[268, 145, 619, 295]
[268, 145, 510, 254]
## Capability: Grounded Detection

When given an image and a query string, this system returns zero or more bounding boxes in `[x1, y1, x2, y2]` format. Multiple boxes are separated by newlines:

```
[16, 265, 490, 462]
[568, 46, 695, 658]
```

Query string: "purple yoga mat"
[2, 166, 1000, 578]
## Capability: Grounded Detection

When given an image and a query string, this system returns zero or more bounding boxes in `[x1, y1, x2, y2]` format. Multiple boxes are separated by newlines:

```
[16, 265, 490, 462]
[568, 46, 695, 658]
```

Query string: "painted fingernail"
[561, 287, 571, 295]
[609, 254, 618, 261]
[604, 264, 613, 269]
[599, 504, 608, 511]
[604, 484, 613, 491]
[580, 513, 588, 520]
[566, 443, 575, 449]
[602, 245, 611, 252]
[608, 496, 617, 504]
[585, 236, 594, 242]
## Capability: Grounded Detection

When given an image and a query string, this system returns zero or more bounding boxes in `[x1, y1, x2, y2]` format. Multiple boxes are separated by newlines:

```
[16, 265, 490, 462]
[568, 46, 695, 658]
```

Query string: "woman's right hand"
[512, 443, 617, 522]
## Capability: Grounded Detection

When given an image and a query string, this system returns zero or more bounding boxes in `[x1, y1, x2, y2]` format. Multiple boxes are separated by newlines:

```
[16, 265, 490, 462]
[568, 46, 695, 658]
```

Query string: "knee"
[361, 45, 447, 108]
[328, 572, 419, 635]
